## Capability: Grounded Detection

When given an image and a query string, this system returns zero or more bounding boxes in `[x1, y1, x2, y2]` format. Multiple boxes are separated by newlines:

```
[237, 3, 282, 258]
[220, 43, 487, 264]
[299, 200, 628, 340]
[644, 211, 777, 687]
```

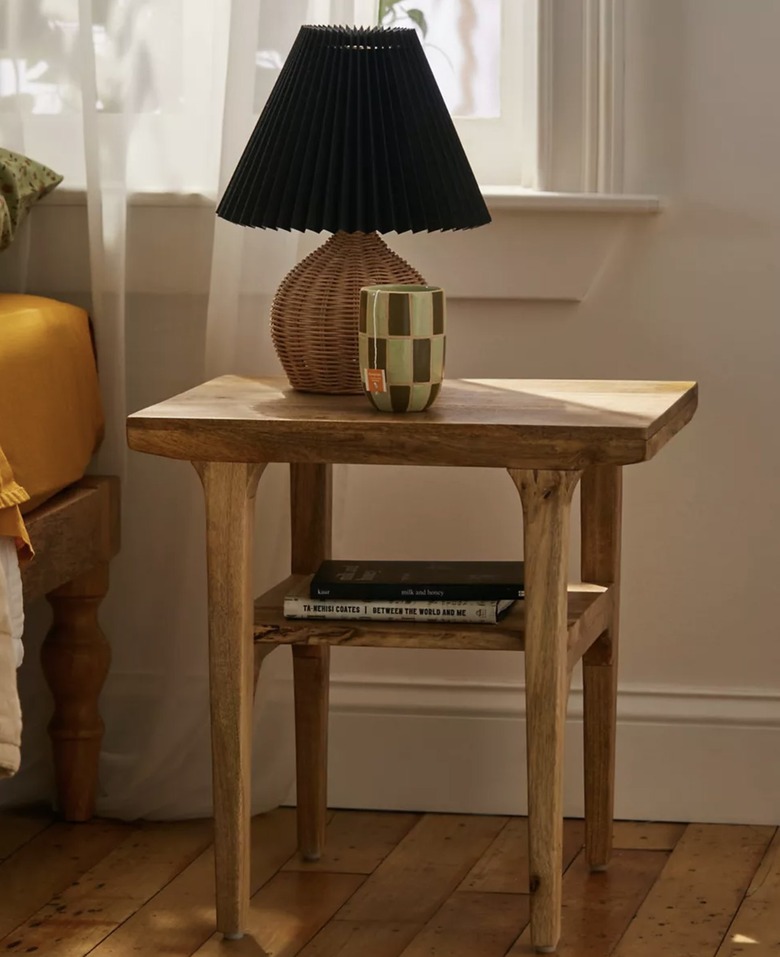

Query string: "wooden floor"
[0, 809, 777, 957]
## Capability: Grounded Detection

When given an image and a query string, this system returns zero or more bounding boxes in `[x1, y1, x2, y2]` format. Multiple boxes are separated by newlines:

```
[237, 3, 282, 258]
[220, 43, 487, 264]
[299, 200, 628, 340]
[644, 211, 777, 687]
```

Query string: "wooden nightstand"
[127, 376, 697, 953]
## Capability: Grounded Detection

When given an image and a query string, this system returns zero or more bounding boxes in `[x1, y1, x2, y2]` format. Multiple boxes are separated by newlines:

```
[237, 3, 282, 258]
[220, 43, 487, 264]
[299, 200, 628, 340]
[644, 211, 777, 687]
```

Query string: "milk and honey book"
[309, 560, 524, 602]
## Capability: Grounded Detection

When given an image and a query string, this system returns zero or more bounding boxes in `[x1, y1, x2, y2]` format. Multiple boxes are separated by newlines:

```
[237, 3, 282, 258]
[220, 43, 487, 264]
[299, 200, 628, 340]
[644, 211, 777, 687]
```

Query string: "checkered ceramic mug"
[359, 284, 446, 412]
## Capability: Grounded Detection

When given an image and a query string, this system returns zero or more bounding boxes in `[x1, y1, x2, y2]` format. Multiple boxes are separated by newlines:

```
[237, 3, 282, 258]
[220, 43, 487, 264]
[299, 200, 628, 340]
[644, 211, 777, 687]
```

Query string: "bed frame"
[18, 475, 120, 822]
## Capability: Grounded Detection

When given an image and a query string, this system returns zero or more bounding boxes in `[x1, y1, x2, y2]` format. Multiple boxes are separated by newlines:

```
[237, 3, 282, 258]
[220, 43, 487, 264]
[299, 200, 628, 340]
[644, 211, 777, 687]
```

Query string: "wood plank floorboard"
[611, 823, 775, 957]
[400, 890, 530, 957]
[0, 819, 213, 956]
[0, 817, 130, 940]
[283, 811, 420, 875]
[336, 813, 507, 924]
[460, 817, 585, 894]
[507, 849, 669, 956]
[297, 920, 422, 957]
[715, 828, 780, 957]
[192, 871, 365, 957]
[88, 808, 298, 957]
[0, 806, 52, 862]
[612, 821, 687, 851]
[0, 809, 774, 957]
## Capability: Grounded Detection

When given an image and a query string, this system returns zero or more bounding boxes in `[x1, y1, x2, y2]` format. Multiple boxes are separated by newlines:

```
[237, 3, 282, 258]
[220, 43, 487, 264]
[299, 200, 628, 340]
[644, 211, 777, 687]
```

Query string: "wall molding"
[327, 674, 780, 726]
[321, 674, 780, 825]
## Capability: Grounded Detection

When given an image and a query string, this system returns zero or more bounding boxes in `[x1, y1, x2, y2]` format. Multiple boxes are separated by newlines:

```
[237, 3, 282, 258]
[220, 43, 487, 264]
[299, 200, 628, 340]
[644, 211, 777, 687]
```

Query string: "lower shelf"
[254, 575, 612, 662]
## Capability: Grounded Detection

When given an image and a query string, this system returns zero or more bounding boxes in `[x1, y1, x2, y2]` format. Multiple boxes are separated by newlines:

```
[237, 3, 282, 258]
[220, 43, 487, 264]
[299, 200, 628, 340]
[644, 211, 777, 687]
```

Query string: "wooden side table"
[127, 376, 697, 953]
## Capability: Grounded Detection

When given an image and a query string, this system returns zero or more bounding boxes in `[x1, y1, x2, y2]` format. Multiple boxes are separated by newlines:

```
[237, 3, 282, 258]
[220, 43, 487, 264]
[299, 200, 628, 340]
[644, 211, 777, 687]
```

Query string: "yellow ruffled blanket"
[0, 444, 31, 557]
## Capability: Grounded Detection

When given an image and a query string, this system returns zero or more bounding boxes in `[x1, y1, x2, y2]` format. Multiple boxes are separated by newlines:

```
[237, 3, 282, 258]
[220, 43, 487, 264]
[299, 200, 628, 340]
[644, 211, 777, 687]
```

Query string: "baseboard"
[86, 669, 780, 824]
[322, 675, 780, 825]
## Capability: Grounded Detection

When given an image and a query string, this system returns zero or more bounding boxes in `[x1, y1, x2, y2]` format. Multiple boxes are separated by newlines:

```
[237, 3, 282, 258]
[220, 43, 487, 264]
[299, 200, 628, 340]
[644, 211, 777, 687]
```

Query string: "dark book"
[310, 560, 525, 602]
[285, 578, 516, 624]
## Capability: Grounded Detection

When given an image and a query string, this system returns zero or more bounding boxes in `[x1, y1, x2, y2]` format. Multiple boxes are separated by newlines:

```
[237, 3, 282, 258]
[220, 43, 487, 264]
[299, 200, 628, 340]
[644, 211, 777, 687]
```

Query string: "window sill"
[45, 185, 662, 215]
[43, 188, 216, 208]
[481, 186, 662, 215]
[35, 187, 662, 302]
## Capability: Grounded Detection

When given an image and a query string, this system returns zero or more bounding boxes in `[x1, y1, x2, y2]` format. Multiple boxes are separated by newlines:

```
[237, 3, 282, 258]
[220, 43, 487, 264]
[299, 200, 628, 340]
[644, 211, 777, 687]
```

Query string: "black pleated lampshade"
[217, 25, 491, 234]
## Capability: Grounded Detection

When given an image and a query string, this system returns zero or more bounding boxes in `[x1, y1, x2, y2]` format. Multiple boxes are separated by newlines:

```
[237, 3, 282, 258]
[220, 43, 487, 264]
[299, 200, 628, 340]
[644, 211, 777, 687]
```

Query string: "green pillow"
[0, 148, 63, 251]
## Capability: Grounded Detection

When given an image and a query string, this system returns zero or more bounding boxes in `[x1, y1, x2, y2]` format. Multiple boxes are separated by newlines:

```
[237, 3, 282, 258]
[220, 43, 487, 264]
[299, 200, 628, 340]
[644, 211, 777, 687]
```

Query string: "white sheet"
[0, 537, 23, 666]
[0, 535, 23, 777]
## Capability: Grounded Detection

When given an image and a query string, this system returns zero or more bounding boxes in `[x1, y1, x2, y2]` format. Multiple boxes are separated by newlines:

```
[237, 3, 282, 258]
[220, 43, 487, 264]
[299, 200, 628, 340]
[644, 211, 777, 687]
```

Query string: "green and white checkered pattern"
[359, 285, 445, 412]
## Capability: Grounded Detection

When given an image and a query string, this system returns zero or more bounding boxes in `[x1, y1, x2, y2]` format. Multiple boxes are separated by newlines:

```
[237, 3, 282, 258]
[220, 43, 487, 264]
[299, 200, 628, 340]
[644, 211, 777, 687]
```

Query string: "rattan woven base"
[271, 232, 425, 394]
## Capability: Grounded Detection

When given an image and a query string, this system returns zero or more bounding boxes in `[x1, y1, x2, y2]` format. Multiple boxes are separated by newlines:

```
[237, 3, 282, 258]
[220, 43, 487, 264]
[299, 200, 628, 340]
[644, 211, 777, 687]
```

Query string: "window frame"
[447, 0, 627, 193]
[541, 0, 626, 193]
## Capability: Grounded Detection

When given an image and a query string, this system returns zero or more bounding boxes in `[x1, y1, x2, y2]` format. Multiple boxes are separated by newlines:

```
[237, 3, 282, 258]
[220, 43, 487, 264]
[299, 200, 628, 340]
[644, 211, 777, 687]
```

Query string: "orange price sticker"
[365, 368, 387, 393]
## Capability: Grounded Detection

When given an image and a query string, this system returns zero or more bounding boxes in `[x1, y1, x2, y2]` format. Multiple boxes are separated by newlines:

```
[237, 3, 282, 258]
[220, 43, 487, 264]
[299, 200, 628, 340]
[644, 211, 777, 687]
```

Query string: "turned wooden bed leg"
[42, 562, 111, 822]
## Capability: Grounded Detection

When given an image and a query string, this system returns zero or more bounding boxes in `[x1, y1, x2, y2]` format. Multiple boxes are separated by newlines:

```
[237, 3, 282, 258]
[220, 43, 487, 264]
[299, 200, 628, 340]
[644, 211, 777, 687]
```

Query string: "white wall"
[3, 0, 779, 822]
[326, 0, 780, 823]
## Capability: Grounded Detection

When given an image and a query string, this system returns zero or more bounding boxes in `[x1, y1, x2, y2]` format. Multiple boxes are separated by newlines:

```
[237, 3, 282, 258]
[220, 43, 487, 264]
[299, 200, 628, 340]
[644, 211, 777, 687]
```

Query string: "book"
[309, 559, 524, 602]
[284, 579, 516, 624]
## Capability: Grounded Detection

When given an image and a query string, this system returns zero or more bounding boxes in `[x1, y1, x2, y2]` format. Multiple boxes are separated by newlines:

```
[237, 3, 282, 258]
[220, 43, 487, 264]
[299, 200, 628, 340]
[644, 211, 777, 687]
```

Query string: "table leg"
[290, 463, 332, 861]
[194, 460, 265, 940]
[510, 468, 581, 954]
[290, 463, 332, 574]
[292, 644, 330, 860]
[581, 465, 622, 871]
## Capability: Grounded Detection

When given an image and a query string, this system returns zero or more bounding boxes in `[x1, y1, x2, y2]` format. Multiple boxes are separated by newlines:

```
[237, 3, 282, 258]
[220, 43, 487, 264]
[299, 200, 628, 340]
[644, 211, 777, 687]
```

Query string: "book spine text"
[284, 597, 505, 624]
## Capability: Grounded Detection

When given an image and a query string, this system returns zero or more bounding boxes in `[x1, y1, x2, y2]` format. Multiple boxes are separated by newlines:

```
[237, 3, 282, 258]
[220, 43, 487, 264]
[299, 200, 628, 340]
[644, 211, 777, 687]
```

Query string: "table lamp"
[217, 25, 490, 394]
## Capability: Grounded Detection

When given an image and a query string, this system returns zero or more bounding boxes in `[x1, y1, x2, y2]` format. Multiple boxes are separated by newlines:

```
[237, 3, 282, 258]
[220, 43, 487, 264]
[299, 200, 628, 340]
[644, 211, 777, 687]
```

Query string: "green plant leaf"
[379, 1, 428, 37]
[378, 0, 403, 24]
[406, 8, 428, 38]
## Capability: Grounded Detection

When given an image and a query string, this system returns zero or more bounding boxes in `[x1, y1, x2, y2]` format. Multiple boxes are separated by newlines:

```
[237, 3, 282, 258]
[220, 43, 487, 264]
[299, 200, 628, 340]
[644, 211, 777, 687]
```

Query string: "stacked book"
[284, 560, 524, 624]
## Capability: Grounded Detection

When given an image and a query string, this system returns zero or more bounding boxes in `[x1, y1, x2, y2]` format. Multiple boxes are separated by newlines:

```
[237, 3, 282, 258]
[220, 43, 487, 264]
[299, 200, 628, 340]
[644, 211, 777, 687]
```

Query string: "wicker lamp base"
[271, 231, 425, 394]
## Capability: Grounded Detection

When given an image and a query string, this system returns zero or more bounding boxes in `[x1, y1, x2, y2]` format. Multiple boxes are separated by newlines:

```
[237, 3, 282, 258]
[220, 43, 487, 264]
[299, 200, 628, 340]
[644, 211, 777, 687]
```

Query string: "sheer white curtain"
[0, 0, 362, 818]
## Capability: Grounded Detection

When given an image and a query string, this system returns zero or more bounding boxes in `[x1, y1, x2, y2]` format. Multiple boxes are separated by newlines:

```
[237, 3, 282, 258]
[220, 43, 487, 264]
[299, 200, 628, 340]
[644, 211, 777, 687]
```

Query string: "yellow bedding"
[0, 295, 104, 555]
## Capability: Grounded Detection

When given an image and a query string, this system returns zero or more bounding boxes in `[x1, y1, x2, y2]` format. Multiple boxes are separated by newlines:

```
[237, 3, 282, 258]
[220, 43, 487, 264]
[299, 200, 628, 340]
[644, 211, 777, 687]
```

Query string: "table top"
[127, 376, 697, 469]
